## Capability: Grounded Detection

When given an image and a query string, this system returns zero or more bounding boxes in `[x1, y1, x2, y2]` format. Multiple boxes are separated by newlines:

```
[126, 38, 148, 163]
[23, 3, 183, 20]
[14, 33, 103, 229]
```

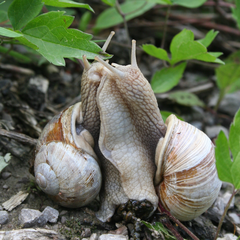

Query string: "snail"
[34, 32, 221, 223]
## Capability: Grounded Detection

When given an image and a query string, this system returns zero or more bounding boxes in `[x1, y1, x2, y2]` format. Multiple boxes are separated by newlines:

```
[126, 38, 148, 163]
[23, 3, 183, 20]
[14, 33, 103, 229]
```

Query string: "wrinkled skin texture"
[95, 63, 166, 221]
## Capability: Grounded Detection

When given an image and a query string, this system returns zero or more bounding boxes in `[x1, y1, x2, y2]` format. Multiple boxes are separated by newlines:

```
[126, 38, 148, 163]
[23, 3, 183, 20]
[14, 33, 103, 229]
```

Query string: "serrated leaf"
[172, 0, 207, 8]
[8, 0, 43, 30]
[231, 151, 240, 189]
[20, 11, 110, 66]
[170, 29, 223, 65]
[0, 27, 22, 37]
[215, 131, 233, 184]
[151, 62, 186, 93]
[43, 0, 94, 12]
[142, 44, 170, 62]
[168, 91, 205, 107]
[216, 63, 240, 92]
[198, 30, 218, 48]
[0, 153, 11, 173]
[229, 109, 240, 160]
[94, 0, 155, 30]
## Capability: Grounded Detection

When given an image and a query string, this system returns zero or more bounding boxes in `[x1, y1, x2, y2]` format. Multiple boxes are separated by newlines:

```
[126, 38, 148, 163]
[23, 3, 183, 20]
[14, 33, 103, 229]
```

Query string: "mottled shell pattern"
[34, 102, 102, 208]
[155, 114, 222, 221]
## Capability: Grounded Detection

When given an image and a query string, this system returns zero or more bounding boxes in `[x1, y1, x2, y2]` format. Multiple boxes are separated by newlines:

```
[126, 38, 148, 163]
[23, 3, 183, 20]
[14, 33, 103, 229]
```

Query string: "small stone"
[90, 233, 98, 240]
[37, 206, 59, 226]
[109, 226, 128, 236]
[59, 210, 68, 216]
[61, 216, 67, 224]
[3, 184, 9, 190]
[205, 125, 229, 139]
[99, 234, 128, 240]
[0, 206, 3, 211]
[19, 208, 41, 228]
[1, 172, 11, 180]
[223, 191, 235, 209]
[81, 228, 91, 238]
[217, 233, 238, 240]
[228, 212, 240, 225]
[0, 211, 9, 225]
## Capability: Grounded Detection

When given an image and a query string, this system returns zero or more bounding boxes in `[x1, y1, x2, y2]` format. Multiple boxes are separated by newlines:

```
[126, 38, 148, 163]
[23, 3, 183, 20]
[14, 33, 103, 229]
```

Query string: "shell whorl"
[155, 114, 222, 221]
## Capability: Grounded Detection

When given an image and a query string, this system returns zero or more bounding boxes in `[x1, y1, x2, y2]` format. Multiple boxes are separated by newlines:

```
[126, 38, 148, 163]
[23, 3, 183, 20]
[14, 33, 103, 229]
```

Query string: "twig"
[158, 203, 200, 240]
[214, 187, 239, 240]
[0, 128, 38, 146]
[0, 63, 35, 75]
[115, 0, 131, 47]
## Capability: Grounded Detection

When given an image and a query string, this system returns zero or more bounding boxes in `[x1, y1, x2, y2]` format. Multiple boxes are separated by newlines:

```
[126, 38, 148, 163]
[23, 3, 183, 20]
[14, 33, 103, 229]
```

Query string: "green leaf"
[172, 0, 207, 8]
[168, 91, 205, 107]
[0, 1, 6, 5]
[94, 0, 155, 30]
[231, 152, 240, 189]
[20, 11, 110, 66]
[229, 109, 240, 160]
[0, 153, 11, 173]
[170, 29, 223, 65]
[216, 63, 240, 92]
[8, 0, 43, 30]
[43, 0, 94, 12]
[0, 27, 23, 37]
[101, 0, 116, 7]
[79, 11, 92, 32]
[160, 110, 184, 122]
[0, 45, 31, 63]
[0, 10, 8, 23]
[142, 44, 170, 62]
[232, 0, 240, 29]
[151, 62, 186, 93]
[197, 30, 219, 48]
[215, 131, 233, 184]
[147, 0, 172, 4]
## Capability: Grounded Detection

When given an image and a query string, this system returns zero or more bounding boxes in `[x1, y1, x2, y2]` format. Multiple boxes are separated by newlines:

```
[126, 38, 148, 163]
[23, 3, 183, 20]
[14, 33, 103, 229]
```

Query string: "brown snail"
[34, 32, 221, 222]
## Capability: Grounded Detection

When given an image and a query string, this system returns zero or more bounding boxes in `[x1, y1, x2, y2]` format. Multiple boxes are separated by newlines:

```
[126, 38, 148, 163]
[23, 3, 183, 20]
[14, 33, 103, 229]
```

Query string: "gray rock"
[0, 210, 9, 225]
[228, 212, 240, 224]
[37, 206, 59, 226]
[1, 171, 11, 180]
[223, 191, 235, 209]
[19, 208, 41, 228]
[81, 228, 91, 238]
[61, 216, 67, 224]
[90, 233, 98, 240]
[205, 125, 229, 139]
[209, 90, 240, 117]
[0, 228, 66, 240]
[217, 233, 238, 240]
[99, 234, 128, 240]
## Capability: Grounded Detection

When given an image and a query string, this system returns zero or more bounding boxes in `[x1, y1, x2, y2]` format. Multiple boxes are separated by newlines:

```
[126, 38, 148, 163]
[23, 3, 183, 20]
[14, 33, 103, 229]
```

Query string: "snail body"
[34, 34, 221, 222]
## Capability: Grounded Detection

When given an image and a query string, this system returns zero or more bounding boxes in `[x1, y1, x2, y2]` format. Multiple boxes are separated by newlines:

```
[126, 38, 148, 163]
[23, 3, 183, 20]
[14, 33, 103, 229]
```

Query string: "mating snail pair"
[34, 32, 221, 222]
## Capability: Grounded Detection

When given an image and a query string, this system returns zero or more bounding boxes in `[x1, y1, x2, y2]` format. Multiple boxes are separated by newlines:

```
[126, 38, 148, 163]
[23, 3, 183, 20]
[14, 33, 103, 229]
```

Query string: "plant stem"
[214, 89, 225, 112]
[158, 203, 200, 240]
[214, 187, 238, 240]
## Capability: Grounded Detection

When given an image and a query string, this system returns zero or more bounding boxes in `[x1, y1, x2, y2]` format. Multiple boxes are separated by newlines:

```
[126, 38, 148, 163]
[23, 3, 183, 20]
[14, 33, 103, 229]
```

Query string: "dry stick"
[0, 128, 38, 146]
[214, 187, 239, 240]
[158, 203, 200, 240]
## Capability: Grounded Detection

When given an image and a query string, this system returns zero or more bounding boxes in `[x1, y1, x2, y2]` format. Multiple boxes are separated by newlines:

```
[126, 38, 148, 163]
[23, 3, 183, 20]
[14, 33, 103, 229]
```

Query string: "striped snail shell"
[155, 114, 222, 221]
[34, 102, 102, 208]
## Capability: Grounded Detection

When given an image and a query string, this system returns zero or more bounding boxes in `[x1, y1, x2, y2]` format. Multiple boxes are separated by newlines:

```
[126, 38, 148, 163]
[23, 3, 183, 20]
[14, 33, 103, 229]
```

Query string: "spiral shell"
[155, 114, 221, 221]
[34, 102, 102, 208]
